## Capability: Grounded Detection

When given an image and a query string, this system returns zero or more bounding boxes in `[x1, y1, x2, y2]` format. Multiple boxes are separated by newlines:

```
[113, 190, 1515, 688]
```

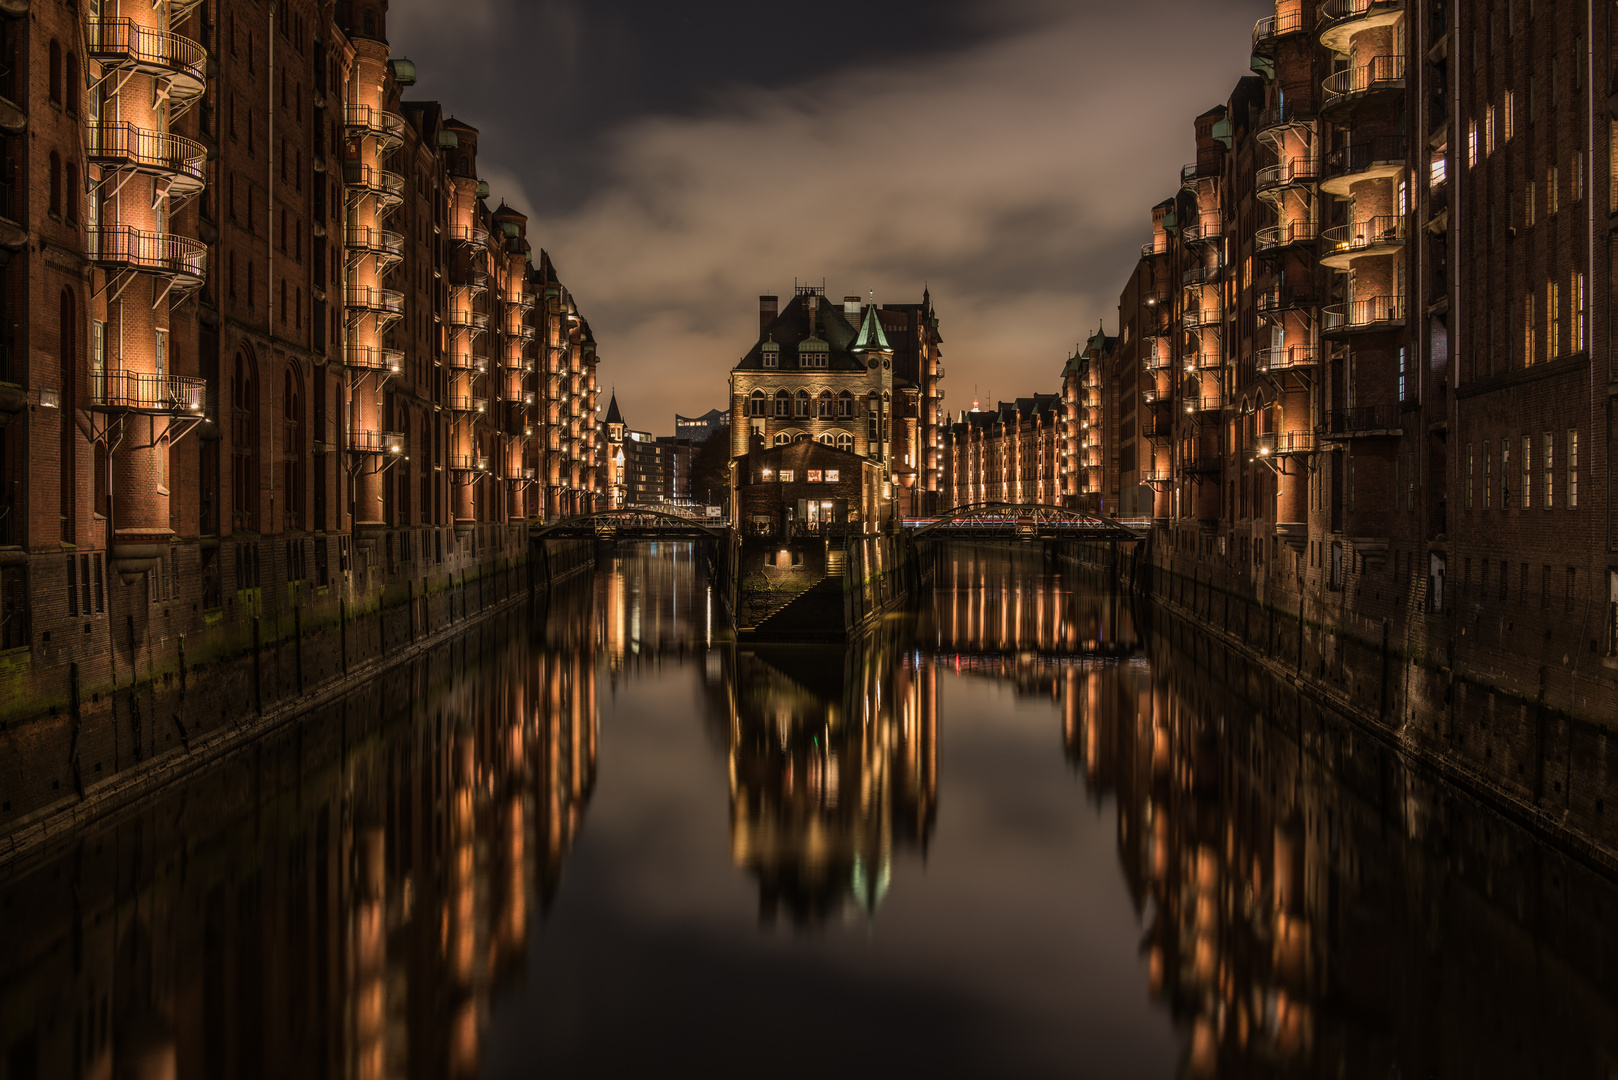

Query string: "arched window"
[774, 389, 790, 418]
[816, 390, 833, 419]
[837, 391, 853, 419]
[795, 390, 810, 418]
[458, 154, 469, 175]
[837, 433, 853, 452]
[774, 433, 791, 446]
[232, 351, 259, 530]
[748, 389, 766, 417]
[48, 152, 61, 217]
[48, 40, 61, 104]
[818, 433, 834, 445]
[362, 10, 377, 37]
[283, 366, 304, 529]
[64, 163, 77, 223]
[59, 289, 76, 541]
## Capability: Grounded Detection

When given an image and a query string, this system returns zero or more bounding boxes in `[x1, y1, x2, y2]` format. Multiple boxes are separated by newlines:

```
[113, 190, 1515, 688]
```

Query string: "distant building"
[602, 393, 696, 508]
[676, 409, 730, 444]
[940, 395, 1063, 509]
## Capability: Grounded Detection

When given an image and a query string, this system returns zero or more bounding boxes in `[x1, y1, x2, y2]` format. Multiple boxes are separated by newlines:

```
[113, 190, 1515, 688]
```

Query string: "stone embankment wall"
[1065, 535, 1618, 876]
[0, 529, 593, 861]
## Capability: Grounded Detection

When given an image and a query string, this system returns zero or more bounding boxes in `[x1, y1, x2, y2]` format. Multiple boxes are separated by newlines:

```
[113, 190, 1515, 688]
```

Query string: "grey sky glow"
[391, 0, 1268, 435]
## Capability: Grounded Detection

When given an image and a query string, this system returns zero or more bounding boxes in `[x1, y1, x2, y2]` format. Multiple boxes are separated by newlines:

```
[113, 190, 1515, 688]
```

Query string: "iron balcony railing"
[346, 345, 404, 372]
[1140, 468, 1174, 484]
[1183, 306, 1225, 330]
[1253, 99, 1316, 133]
[448, 308, 491, 332]
[85, 18, 206, 95]
[1143, 387, 1170, 406]
[1322, 54, 1406, 108]
[1321, 215, 1407, 257]
[1140, 242, 1161, 258]
[1181, 162, 1218, 187]
[86, 122, 207, 190]
[349, 429, 405, 455]
[344, 105, 406, 146]
[1318, 0, 1399, 30]
[451, 268, 489, 292]
[448, 224, 491, 247]
[1252, 9, 1307, 49]
[449, 454, 489, 471]
[1255, 288, 1318, 317]
[1186, 392, 1228, 413]
[1181, 217, 1224, 245]
[1253, 430, 1318, 455]
[445, 350, 487, 372]
[1322, 295, 1405, 332]
[89, 371, 206, 414]
[1256, 220, 1319, 252]
[447, 395, 489, 414]
[1323, 403, 1401, 435]
[345, 286, 404, 315]
[1321, 136, 1406, 186]
[1256, 157, 1319, 193]
[346, 227, 406, 260]
[87, 226, 206, 284]
[1255, 344, 1318, 371]
[1180, 452, 1223, 474]
[342, 161, 406, 203]
[1182, 263, 1222, 286]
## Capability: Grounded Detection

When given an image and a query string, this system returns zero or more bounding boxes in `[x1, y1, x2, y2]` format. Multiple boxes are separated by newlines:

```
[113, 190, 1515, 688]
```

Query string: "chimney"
[843, 295, 861, 321]
[759, 295, 778, 337]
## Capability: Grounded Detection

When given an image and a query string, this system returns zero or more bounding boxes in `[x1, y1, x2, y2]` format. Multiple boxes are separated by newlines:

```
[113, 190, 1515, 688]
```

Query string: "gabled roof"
[734, 292, 866, 373]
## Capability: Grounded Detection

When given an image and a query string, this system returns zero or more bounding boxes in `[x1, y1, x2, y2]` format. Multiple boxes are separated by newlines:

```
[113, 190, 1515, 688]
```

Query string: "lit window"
[778, 469, 794, 482]
[825, 469, 840, 482]
[807, 469, 823, 483]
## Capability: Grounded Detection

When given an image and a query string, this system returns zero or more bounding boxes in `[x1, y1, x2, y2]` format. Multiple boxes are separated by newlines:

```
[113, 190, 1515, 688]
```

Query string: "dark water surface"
[4, 543, 1617, 1079]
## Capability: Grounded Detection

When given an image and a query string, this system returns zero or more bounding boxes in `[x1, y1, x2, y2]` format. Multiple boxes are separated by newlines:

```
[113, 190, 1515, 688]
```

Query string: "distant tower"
[604, 392, 626, 509]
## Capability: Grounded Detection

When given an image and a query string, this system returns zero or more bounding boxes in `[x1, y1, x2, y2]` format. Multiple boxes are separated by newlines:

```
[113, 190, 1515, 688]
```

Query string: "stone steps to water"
[750, 576, 847, 641]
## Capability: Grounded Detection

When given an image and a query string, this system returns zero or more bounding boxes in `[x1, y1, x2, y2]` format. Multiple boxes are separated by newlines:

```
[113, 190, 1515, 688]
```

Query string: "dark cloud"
[391, 0, 1269, 431]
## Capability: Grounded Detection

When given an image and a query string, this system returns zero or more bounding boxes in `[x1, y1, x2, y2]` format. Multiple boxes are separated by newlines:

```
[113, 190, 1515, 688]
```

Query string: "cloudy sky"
[390, 0, 1268, 434]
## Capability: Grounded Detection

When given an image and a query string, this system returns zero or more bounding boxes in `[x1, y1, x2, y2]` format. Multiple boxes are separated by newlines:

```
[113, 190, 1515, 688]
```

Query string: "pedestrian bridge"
[908, 504, 1147, 543]
[531, 508, 726, 541]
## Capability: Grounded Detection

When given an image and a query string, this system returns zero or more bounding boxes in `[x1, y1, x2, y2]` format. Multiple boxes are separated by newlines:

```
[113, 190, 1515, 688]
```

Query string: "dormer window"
[762, 346, 778, 368]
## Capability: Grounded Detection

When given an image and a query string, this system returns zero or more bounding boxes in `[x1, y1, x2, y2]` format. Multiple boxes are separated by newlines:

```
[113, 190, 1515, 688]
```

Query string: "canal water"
[3, 543, 1616, 1078]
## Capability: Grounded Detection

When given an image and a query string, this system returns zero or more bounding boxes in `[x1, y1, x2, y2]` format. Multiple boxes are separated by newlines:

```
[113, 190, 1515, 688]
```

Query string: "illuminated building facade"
[0, 0, 601, 739]
[939, 394, 1063, 509]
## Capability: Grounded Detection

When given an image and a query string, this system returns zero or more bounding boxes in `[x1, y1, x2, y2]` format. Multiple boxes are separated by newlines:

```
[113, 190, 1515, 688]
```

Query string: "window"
[1502, 440, 1511, 507]
[1485, 441, 1493, 508]
[837, 391, 853, 418]
[762, 350, 777, 369]
[1573, 271, 1586, 352]
[774, 433, 791, 446]
[1526, 180, 1536, 225]
[1330, 541, 1343, 590]
[748, 390, 766, 417]
[64, 164, 77, 224]
[1466, 443, 1474, 509]
[49, 39, 61, 103]
[1523, 292, 1535, 362]
[48, 152, 61, 216]
[1549, 166, 1559, 214]
[1504, 90, 1515, 141]
[1485, 105, 1496, 155]
[778, 469, 794, 482]
[1468, 120, 1479, 167]
[1568, 428, 1579, 508]
[1548, 279, 1559, 361]
[807, 470, 823, 483]
[1398, 347, 1408, 402]
[1428, 553, 1446, 613]
[1522, 434, 1532, 507]
[1574, 152, 1585, 202]
[836, 433, 853, 452]
[1543, 432, 1554, 508]
[795, 390, 810, 418]
[825, 469, 840, 482]
[774, 390, 790, 418]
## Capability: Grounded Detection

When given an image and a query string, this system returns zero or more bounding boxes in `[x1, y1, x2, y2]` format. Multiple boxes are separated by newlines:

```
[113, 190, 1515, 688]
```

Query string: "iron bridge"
[531, 508, 725, 541]
[909, 503, 1147, 542]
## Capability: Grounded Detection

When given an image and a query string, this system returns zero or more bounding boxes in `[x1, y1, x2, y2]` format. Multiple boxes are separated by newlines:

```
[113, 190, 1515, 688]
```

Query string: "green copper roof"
[853, 304, 890, 352]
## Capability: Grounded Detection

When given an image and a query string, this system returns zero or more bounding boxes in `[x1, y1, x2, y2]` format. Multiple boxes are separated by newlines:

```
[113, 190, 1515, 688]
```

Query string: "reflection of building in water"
[1063, 629, 1618, 1079]
[715, 626, 937, 927]
[924, 545, 1140, 700]
[0, 602, 598, 1080]
[599, 543, 713, 675]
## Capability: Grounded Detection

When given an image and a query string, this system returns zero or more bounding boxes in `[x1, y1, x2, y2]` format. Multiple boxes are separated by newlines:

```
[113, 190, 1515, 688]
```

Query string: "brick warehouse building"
[0, 1, 601, 820]
[939, 394, 1063, 509]
[1060, 0, 1618, 859]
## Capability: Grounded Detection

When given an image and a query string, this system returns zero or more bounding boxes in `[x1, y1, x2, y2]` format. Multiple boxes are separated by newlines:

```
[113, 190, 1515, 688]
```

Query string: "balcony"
[1182, 306, 1225, 331]
[1181, 217, 1224, 246]
[1141, 468, 1174, 485]
[450, 454, 490, 472]
[342, 162, 406, 207]
[506, 321, 537, 341]
[448, 224, 491, 247]
[349, 430, 405, 455]
[1143, 344, 1172, 371]
[1321, 136, 1406, 196]
[1253, 99, 1316, 137]
[1256, 220, 1319, 254]
[1180, 452, 1223, 474]
[1182, 263, 1222, 287]
[86, 123, 207, 200]
[1140, 242, 1162, 259]
[448, 395, 489, 415]
[445, 350, 487, 372]
[451, 268, 489, 293]
[1185, 392, 1228, 415]
[345, 227, 405, 264]
[88, 371, 206, 415]
[1255, 157, 1318, 196]
[1321, 295, 1405, 336]
[88, 226, 206, 288]
[344, 105, 406, 149]
[448, 308, 491, 333]
[1181, 162, 1218, 189]
[1321, 403, 1402, 438]
[1252, 9, 1308, 53]
[85, 18, 206, 102]
[1321, 55, 1406, 122]
[1142, 419, 1172, 442]
[1320, 214, 1407, 269]
[1317, 0, 1406, 55]
[1255, 288, 1318, 317]
[1142, 387, 1172, 406]
[346, 345, 404, 373]
[345, 286, 404, 317]
[1255, 344, 1318, 372]
[1253, 430, 1318, 456]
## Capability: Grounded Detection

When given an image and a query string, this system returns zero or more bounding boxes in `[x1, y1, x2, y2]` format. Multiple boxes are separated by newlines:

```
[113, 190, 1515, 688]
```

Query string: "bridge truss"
[531, 508, 725, 541]
[910, 503, 1146, 542]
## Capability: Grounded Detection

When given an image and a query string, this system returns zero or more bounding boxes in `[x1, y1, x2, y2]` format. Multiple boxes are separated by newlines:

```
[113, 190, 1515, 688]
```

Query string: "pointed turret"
[853, 303, 890, 352]
[604, 391, 623, 425]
